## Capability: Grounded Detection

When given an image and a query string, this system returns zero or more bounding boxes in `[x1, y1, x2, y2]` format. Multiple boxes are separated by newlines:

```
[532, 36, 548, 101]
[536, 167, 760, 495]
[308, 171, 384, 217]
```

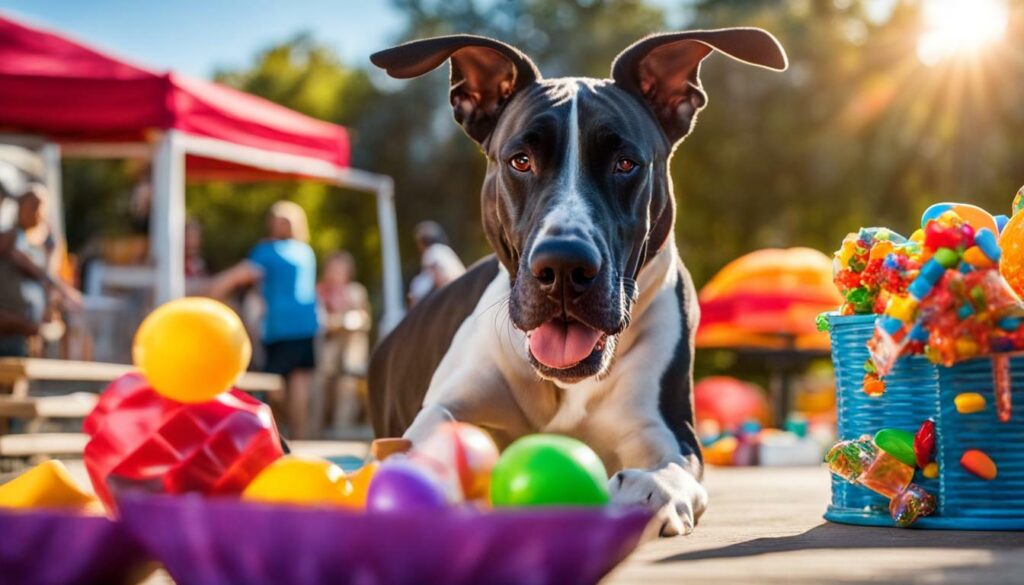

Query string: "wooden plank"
[237, 372, 285, 393]
[0, 397, 36, 419]
[0, 393, 98, 419]
[0, 358, 283, 393]
[605, 466, 1024, 585]
[0, 432, 88, 456]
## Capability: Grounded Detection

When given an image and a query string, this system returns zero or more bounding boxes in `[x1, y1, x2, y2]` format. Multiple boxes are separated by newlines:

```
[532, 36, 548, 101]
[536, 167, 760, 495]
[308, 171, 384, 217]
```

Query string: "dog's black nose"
[530, 238, 602, 297]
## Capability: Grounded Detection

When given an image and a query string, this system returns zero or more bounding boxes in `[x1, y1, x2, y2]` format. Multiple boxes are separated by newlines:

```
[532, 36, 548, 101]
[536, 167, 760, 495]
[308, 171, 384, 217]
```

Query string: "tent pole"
[40, 143, 65, 250]
[151, 131, 186, 304]
[374, 176, 404, 334]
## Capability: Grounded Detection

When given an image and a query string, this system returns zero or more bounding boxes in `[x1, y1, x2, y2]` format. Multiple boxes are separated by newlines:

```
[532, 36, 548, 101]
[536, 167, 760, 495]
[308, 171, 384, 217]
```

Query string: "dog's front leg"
[607, 423, 707, 537]
[402, 403, 458, 444]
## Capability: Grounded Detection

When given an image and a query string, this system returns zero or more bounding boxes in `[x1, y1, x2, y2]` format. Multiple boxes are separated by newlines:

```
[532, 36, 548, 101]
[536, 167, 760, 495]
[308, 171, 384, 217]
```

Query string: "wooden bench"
[0, 358, 285, 457]
[0, 358, 285, 397]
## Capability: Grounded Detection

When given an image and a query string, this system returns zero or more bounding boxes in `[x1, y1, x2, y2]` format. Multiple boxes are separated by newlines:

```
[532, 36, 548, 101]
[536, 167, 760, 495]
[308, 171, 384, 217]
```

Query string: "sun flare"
[917, 0, 1009, 65]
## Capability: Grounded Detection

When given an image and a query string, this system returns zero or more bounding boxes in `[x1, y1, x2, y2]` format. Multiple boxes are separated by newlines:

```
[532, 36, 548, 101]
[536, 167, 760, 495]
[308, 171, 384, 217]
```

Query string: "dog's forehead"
[492, 77, 661, 149]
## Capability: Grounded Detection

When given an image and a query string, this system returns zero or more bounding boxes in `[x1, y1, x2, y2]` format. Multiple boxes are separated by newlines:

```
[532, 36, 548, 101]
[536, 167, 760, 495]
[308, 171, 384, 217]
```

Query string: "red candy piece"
[84, 373, 283, 511]
[924, 220, 965, 251]
[913, 419, 935, 469]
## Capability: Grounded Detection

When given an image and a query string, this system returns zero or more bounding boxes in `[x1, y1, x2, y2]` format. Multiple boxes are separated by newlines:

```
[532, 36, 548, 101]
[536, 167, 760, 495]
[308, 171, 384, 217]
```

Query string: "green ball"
[490, 434, 609, 507]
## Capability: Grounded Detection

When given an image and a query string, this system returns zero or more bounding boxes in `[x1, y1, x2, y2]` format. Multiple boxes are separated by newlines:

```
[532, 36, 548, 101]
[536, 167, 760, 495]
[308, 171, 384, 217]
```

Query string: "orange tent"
[696, 247, 841, 351]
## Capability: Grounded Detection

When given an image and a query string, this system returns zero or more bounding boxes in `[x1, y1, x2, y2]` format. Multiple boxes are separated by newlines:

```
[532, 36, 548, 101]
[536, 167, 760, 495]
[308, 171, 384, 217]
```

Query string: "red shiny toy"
[84, 373, 283, 511]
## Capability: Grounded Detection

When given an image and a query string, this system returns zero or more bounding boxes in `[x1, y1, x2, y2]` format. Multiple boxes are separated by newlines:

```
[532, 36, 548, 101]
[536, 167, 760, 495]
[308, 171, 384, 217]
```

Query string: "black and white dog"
[368, 29, 786, 536]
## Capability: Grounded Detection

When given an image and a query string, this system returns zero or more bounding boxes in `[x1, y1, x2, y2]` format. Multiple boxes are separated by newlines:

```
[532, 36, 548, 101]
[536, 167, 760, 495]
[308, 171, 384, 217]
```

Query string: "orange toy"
[999, 211, 1024, 299]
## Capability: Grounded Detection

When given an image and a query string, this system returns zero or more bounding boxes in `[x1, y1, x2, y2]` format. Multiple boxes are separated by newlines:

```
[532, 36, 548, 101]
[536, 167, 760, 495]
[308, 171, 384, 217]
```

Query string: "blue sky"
[0, 0, 406, 77]
[1, 1, 695, 79]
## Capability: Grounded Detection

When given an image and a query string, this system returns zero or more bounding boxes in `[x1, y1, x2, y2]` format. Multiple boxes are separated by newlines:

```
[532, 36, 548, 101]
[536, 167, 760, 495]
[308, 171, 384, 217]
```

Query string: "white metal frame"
[4, 130, 405, 333]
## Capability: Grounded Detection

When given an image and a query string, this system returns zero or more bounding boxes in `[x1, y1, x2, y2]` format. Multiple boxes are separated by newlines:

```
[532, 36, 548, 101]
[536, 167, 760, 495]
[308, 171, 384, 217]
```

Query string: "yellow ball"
[133, 297, 251, 403]
[242, 455, 357, 508]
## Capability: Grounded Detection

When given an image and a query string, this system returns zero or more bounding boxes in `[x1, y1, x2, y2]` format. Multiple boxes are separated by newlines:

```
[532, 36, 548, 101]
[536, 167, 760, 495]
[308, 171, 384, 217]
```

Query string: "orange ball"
[133, 297, 252, 403]
[999, 212, 1024, 298]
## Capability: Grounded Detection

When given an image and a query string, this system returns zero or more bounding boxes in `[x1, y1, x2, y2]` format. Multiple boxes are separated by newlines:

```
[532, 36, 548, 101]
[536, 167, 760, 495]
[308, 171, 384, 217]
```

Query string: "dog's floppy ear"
[371, 35, 541, 144]
[612, 28, 787, 143]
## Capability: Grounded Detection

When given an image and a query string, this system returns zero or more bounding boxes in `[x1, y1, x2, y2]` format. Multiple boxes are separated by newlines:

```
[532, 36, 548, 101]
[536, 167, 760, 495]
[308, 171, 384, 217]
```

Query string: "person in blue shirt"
[210, 201, 319, 438]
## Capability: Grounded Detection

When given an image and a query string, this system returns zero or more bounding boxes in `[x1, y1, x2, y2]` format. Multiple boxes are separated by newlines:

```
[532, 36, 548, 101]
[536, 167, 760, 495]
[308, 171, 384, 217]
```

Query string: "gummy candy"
[954, 392, 986, 414]
[960, 449, 997, 480]
[826, 436, 936, 527]
[913, 420, 935, 469]
[873, 429, 916, 467]
[867, 203, 1024, 377]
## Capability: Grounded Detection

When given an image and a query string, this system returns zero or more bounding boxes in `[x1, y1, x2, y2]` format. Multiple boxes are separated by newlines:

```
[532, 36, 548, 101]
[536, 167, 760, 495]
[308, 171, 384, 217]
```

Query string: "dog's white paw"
[608, 463, 707, 537]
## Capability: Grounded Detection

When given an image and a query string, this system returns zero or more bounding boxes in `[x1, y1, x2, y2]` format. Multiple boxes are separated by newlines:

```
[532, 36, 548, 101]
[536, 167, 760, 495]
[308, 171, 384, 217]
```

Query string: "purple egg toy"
[366, 460, 448, 512]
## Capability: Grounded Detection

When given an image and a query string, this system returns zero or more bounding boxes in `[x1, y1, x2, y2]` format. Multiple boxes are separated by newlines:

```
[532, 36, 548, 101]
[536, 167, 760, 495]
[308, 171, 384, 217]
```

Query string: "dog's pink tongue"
[529, 320, 603, 369]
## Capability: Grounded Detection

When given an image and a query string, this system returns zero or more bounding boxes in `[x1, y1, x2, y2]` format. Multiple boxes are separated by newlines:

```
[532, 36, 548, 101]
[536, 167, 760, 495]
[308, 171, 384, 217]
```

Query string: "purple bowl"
[0, 509, 150, 585]
[118, 495, 651, 585]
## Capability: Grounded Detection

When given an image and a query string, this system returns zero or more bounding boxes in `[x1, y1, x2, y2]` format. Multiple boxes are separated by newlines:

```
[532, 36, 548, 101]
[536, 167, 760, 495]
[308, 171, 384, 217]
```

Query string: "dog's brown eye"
[509, 153, 532, 173]
[615, 158, 637, 174]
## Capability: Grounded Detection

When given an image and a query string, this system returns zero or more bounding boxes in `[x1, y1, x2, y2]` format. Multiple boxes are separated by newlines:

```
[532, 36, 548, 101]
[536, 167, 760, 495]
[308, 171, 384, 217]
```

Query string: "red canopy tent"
[0, 13, 404, 329]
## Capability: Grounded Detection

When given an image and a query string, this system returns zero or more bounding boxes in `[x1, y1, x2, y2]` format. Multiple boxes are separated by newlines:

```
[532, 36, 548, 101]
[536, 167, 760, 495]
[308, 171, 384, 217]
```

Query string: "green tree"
[189, 35, 384, 299]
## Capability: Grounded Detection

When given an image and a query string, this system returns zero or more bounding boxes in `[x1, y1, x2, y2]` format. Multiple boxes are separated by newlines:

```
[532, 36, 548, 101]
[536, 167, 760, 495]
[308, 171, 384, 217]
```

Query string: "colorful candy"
[862, 373, 886, 397]
[993, 354, 1012, 423]
[83, 373, 283, 511]
[132, 297, 252, 403]
[954, 392, 986, 414]
[242, 455, 357, 508]
[921, 202, 998, 233]
[833, 228, 910, 315]
[826, 436, 936, 527]
[922, 462, 939, 479]
[490, 435, 609, 507]
[873, 429, 917, 467]
[866, 199, 1024, 376]
[913, 420, 935, 469]
[960, 449, 997, 480]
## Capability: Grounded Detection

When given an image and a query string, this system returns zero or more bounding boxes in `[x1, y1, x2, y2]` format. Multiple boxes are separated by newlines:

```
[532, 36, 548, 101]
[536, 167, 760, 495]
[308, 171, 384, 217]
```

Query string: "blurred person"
[315, 251, 371, 436]
[0, 185, 81, 356]
[184, 217, 208, 278]
[209, 201, 319, 439]
[408, 220, 465, 306]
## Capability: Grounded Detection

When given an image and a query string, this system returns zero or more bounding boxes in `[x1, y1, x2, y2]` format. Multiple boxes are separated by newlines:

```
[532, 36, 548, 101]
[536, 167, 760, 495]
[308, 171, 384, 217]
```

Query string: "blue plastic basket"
[824, 313, 1024, 530]
[825, 313, 940, 523]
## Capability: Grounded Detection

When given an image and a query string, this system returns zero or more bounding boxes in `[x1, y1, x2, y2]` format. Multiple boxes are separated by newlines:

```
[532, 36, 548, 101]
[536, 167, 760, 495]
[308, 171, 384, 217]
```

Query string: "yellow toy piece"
[0, 460, 97, 511]
[703, 436, 739, 466]
[133, 297, 252, 403]
[345, 461, 379, 507]
[242, 455, 358, 508]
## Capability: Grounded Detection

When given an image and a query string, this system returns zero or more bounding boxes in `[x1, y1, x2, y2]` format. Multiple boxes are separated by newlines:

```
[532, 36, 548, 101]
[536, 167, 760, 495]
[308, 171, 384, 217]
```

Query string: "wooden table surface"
[608, 466, 1024, 585]
[45, 448, 1024, 585]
